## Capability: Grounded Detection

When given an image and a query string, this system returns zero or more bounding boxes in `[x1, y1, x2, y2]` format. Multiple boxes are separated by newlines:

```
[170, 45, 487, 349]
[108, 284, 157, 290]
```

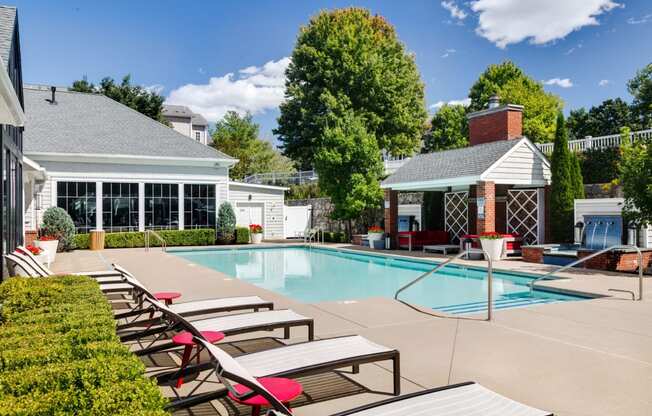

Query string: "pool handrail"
[528, 244, 643, 301]
[394, 248, 494, 321]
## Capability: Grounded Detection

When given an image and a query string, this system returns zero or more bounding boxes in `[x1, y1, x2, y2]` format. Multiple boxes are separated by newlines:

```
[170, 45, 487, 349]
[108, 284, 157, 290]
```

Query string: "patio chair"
[264, 382, 553, 416]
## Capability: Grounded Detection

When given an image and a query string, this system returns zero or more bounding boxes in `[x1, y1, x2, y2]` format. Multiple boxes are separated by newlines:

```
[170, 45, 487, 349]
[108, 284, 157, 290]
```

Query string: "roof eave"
[0, 56, 24, 127]
[25, 151, 238, 167]
[381, 175, 482, 190]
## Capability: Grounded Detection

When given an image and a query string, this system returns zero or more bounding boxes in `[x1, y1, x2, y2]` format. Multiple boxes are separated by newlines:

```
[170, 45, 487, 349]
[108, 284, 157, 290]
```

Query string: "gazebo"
[382, 98, 552, 249]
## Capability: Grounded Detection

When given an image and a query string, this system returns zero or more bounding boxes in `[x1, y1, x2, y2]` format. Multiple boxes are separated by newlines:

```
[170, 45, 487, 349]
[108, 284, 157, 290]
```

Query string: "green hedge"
[322, 231, 348, 243]
[0, 275, 168, 415]
[235, 227, 250, 244]
[580, 147, 622, 184]
[73, 229, 215, 250]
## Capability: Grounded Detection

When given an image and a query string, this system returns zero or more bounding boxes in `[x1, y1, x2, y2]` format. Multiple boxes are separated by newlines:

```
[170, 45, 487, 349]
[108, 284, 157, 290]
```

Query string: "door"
[284, 205, 312, 238]
[236, 203, 264, 229]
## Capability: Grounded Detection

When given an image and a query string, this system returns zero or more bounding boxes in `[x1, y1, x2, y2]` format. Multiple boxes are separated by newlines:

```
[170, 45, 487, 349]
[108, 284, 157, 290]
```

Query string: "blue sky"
[11, 0, 652, 142]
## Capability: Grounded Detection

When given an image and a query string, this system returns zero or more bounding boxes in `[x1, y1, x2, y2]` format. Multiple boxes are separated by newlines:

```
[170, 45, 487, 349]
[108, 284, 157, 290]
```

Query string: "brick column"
[384, 189, 398, 248]
[476, 181, 495, 234]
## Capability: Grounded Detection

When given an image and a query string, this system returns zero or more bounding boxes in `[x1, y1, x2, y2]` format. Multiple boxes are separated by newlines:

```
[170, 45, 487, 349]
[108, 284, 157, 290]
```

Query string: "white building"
[23, 85, 286, 240]
[162, 104, 209, 145]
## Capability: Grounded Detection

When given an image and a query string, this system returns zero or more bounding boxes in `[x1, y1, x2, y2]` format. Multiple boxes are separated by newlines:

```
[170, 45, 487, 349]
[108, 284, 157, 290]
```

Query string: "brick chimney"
[467, 95, 524, 146]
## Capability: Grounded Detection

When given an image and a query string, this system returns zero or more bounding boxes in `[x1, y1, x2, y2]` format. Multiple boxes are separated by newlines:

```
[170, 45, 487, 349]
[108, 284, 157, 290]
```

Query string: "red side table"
[172, 330, 225, 388]
[153, 291, 181, 305]
[228, 377, 303, 416]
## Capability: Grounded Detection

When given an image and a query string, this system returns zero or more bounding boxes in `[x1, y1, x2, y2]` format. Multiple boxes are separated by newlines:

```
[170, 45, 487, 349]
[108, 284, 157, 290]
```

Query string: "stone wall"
[583, 184, 623, 199]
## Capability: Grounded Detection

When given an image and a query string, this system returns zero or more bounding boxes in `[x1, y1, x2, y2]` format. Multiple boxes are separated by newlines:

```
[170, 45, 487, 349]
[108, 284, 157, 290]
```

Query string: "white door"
[236, 203, 264, 228]
[284, 205, 312, 238]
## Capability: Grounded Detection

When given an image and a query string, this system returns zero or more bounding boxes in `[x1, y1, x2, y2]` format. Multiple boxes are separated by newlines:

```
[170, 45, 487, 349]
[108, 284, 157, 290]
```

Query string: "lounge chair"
[14, 245, 123, 280]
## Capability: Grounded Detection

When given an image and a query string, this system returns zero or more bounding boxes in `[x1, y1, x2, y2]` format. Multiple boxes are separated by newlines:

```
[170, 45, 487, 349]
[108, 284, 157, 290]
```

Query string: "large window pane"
[145, 183, 179, 230]
[102, 182, 139, 232]
[56, 181, 97, 233]
[183, 184, 216, 229]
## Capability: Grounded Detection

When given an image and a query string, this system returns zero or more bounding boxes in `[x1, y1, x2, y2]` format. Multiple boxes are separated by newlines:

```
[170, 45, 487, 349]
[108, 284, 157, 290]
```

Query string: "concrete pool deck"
[51, 244, 652, 416]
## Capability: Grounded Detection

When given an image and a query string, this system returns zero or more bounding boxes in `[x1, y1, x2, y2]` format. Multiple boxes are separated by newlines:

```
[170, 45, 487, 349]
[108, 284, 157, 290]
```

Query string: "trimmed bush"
[322, 231, 347, 243]
[217, 202, 236, 243]
[235, 227, 250, 244]
[580, 147, 622, 184]
[0, 275, 168, 415]
[73, 229, 214, 249]
[41, 207, 76, 251]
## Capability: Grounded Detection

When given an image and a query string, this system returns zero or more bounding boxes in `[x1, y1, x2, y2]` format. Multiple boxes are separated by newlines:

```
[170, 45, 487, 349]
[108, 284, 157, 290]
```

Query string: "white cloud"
[471, 0, 621, 48]
[144, 84, 164, 95]
[441, 48, 457, 58]
[564, 42, 583, 55]
[441, 1, 467, 20]
[430, 98, 471, 110]
[166, 57, 291, 122]
[544, 78, 574, 88]
[627, 14, 652, 25]
[598, 79, 610, 86]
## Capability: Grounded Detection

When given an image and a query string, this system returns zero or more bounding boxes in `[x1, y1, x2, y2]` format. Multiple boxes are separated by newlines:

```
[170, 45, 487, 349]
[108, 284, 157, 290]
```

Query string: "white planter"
[367, 232, 384, 241]
[480, 238, 504, 262]
[251, 233, 263, 244]
[35, 240, 59, 263]
[35, 253, 50, 267]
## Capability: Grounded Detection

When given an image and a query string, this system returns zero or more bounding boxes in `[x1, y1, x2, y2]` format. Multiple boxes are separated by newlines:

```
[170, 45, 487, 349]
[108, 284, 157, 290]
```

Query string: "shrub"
[235, 227, 250, 244]
[217, 202, 236, 243]
[0, 275, 168, 415]
[72, 229, 214, 249]
[580, 147, 622, 184]
[40, 207, 76, 251]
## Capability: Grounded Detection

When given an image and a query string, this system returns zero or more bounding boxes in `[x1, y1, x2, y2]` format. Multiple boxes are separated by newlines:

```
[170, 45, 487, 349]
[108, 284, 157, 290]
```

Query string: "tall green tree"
[620, 127, 652, 226]
[468, 61, 562, 143]
[422, 104, 468, 152]
[566, 98, 637, 140]
[627, 63, 652, 128]
[70, 75, 167, 124]
[570, 152, 585, 200]
[212, 111, 295, 180]
[275, 8, 427, 169]
[550, 112, 575, 242]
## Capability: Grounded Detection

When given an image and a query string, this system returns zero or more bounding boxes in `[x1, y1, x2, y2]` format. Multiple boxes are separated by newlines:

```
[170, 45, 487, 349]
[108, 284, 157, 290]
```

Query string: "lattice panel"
[445, 191, 468, 244]
[507, 189, 539, 245]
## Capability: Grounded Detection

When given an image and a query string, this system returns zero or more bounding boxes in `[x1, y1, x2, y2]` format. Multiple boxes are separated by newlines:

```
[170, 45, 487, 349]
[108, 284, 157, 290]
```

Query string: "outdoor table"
[172, 330, 225, 387]
[423, 244, 460, 255]
[153, 291, 181, 305]
[228, 377, 303, 416]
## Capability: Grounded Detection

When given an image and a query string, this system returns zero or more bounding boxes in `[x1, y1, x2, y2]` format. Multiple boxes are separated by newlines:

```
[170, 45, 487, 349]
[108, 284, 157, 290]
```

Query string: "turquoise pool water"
[172, 246, 588, 314]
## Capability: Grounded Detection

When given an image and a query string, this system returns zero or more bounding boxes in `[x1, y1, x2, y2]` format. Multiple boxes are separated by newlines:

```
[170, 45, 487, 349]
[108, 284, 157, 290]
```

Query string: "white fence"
[537, 129, 652, 154]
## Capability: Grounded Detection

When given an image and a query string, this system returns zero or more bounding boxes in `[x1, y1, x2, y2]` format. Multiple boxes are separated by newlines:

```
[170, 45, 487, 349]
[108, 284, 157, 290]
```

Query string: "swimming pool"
[172, 246, 589, 314]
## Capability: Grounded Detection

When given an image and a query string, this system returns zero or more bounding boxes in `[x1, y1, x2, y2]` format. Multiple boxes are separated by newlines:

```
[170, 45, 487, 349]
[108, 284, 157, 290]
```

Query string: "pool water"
[172, 246, 588, 314]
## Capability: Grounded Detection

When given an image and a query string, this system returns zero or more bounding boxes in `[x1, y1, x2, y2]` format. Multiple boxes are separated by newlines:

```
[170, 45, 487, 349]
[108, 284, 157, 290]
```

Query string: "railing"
[303, 228, 324, 245]
[394, 248, 495, 321]
[528, 245, 643, 301]
[244, 170, 318, 186]
[144, 230, 167, 252]
[537, 129, 652, 154]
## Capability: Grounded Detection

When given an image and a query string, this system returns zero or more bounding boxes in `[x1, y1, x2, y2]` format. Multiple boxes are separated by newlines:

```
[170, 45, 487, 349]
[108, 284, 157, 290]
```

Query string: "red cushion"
[172, 331, 225, 346]
[228, 377, 303, 406]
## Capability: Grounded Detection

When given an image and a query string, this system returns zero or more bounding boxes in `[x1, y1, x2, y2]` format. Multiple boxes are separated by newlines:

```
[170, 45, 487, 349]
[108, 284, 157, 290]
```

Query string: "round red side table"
[228, 377, 303, 416]
[172, 330, 225, 388]
[153, 291, 181, 305]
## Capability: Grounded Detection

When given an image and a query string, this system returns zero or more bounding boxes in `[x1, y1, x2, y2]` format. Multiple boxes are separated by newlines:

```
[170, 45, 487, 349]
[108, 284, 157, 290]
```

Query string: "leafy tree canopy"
[70, 75, 167, 124]
[422, 104, 469, 152]
[212, 111, 295, 180]
[468, 61, 562, 143]
[620, 127, 652, 226]
[627, 63, 652, 128]
[566, 98, 637, 140]
[275, 7, 427, 169]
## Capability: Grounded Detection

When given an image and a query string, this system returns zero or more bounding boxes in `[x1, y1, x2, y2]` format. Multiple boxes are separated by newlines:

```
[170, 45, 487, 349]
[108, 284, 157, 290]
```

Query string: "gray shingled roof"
[23, 86, 234, 160]
[382, 139, 521, 186]
[0, 6, 16, 70]
[191, 113, 207, 126]
[163, 104, 208, 126]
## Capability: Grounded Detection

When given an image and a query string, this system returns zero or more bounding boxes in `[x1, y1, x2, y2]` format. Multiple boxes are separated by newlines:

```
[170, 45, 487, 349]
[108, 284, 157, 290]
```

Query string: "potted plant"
[367, 226, 384, 241]
[35, 234, 59, 263]
[25, 244, 49, 265]
[479, 232, 504, 262]
[249, 224, 263, 244]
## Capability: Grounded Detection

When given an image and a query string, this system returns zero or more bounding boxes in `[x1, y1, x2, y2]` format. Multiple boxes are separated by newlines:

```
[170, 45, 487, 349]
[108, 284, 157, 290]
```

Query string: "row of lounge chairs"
[5, 248, 552, 415]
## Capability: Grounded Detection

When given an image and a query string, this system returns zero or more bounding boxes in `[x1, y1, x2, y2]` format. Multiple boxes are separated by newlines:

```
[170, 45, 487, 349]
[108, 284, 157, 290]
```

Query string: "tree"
[70, 75, 168, 124]
[212, 111, 295, 180]
[570, 152, 585, 200]
[275, 8, 427, 169]
[620, 127, 652, 226]
[627, 63, 652, 128]
[216, 202, 236, 243]
[550, 112, 576, 242]
[567, 98, 637, 140]
[422, 104, 468, 152]
[468, 61, 562, 143]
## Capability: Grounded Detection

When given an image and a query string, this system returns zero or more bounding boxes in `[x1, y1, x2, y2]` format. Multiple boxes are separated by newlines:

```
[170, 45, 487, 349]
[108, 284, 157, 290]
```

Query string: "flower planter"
[35, 239, 59, 263]
[251, 233, 263, 244]
[367, 232, 384, 241]
[35, 252, 50, 267]
[480, 238, 504, 262]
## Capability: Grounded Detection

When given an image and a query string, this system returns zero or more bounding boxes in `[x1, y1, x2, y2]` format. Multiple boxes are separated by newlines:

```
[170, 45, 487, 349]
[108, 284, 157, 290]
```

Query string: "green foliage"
[0, 275, 168, 415]
[286, 183, 325, 200]
[276, 7, 427, 169]
[217, 202, 236, 243]
[212, 111, 295, 180]
[422, 104, 469, 152]
[468, 61, 562, 143]
[566, 98, 637, 140]
[627, 63, 652, 128]
[41, 207, 76, 251]
[550, 113, 575, 243]
[235, 227, 250, 244]
[620, 127, 652, 226]
[570, 152, 585, 199]
[70, 75, 168, 125]
[322, 231, 347, 243]
[579, 147, 622, 184]
[72, 229, 214, 249]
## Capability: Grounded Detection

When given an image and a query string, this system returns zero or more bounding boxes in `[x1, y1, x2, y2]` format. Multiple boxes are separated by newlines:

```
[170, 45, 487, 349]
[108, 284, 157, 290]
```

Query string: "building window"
[145, 183, 179, 230]
[56, 182, 97, 233]
[195, 131, 201, 141]
[184, 184, 215, 229]
[102, 182, 138, 232]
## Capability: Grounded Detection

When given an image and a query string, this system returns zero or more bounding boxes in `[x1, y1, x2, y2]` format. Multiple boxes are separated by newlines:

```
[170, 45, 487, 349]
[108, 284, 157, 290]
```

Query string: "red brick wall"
[469, 108, 522, 146]
[384, 189, 398, 248]
[476, 181, 496, 234]
[24, 230, 38, 247]
[522, 246, 545, 263]
[577, 249, 652, 273]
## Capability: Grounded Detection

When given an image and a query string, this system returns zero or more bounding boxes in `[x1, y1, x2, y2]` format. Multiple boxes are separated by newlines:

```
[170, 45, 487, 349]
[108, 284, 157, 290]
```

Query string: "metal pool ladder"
[303, 228, 324, 245]
[145, 230, 167, 252]
[394, 248, 495, 321]
[528, 244, 643, 301]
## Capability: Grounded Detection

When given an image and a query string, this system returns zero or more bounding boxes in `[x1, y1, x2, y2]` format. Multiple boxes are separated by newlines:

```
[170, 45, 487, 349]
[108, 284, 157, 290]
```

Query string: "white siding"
[228, 183, 285, 240]
[574, 198, 624, 224]
[484, 143, 551, 185]
[24, 179, 53, 231]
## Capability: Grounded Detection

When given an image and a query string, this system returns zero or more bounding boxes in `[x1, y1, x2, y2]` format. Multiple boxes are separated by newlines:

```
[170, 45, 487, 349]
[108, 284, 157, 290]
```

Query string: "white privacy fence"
[537, 129, 652, 154]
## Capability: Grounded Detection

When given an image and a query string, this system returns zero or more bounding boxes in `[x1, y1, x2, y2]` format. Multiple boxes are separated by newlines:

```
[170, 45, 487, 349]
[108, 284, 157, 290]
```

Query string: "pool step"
[433, 297, 558, 315]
